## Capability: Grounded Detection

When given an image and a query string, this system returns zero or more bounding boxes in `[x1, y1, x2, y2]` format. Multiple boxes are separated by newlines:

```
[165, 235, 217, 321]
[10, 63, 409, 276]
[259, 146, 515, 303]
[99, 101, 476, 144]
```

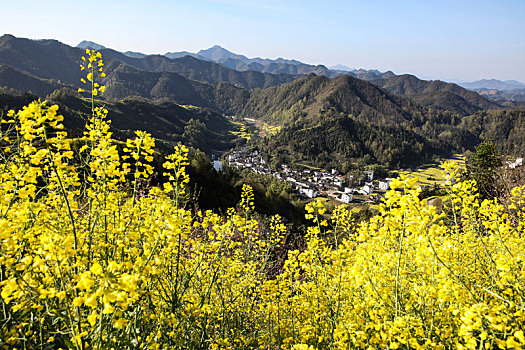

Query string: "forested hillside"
[0, 87, 238, 153]
[256, 111, 438, 169]
[372, 74, 500, 115]
[242, 74, 419, 126]
[461, 109, 525, 154]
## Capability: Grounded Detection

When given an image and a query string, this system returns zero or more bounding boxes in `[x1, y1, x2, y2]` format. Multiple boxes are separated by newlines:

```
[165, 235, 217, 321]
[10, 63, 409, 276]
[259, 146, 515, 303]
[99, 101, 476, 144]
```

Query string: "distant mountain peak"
[0, 33, 16, 40]
[77, 40, 106, 51]
[198, 45, 237, 57]
[123, 51, 146, 58]
[330, 64, 355, 72]
[199, 45, 233, 53]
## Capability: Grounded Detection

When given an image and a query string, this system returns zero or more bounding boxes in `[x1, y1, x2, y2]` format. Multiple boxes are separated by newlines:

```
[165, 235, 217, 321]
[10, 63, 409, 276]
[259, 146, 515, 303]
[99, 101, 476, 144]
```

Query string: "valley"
[0, 34, 524, 220]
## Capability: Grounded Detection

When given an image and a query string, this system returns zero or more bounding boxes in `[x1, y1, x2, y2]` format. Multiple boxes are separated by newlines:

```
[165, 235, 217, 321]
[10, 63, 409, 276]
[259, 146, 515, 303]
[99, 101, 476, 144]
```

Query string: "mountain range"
[1, 34, 499, 115]
[0, 85, 238, 154]
[1, 33, 523, 171]
[76, 39, 525, 102]
[0, 35, 298, 90]
[459, 79, 525, 92]
[82, 40, 395, 81]
[457, 79, 525, 102]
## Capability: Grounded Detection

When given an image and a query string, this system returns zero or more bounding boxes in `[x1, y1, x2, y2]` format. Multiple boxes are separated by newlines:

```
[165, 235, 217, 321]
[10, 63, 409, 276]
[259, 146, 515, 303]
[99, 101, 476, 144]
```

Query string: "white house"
[340, 192, 353, 203]
[300, 187, 317, 198]
[379, 178, 392, 191]
[362, 184, 373, 194]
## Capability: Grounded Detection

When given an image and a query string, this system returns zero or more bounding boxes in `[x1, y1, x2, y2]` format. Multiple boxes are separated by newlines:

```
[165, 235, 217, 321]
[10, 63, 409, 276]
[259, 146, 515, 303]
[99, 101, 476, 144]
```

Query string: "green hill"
[257, 111, 438, 169]
[233, 74, 494, 170]
[461, 109, 525, 154]
[0, 64, 67, 97]
[0, 88, 239, 154]
[372, 74, 500, 116]
[242, 74, 420, 127]
[101, 63, 249, 114]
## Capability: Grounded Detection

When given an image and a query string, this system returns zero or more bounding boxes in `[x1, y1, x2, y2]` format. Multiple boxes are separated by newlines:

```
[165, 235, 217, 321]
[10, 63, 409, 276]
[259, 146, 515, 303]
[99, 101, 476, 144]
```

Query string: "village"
[225, 147, 394, 204]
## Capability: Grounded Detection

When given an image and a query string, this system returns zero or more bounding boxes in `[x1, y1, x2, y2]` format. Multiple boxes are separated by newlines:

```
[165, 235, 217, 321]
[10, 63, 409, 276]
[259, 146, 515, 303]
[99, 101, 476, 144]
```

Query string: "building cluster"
[226, 148, 394, 203]
[227, 149, 271, 175]
[225, 150, 525, 205]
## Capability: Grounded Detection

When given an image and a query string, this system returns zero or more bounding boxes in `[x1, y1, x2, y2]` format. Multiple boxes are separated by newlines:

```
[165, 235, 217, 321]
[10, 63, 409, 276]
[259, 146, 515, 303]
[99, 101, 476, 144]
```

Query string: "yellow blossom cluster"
[1, 50, 525, 349]
[78, 49, 106, 96]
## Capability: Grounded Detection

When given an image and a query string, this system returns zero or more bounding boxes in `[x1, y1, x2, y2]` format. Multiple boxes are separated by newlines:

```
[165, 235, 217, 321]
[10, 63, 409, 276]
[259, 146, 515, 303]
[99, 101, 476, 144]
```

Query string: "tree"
[467, 141, 502, 199]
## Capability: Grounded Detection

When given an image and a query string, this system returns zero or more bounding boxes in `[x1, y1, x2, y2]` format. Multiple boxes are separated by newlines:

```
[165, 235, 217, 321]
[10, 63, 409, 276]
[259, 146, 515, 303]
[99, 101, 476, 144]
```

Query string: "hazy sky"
[1, 0, 524, 82]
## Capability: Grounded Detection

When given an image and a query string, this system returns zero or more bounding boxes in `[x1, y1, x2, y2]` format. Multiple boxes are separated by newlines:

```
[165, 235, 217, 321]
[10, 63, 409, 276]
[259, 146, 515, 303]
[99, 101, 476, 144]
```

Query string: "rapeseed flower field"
[1, 50, 524, 349]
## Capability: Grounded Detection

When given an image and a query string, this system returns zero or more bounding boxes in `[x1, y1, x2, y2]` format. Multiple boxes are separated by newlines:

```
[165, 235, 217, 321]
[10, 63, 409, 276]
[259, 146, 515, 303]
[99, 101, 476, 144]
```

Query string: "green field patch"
[369, 204, 381, 211]
[180, 104, 200, 110]
[230, 120, 244, 126]
[398, 154, 466, 186]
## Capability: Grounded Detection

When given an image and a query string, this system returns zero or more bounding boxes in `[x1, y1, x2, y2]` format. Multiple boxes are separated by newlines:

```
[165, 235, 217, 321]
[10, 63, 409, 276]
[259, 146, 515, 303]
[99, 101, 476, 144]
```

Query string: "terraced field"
[229, 120, 252, 140]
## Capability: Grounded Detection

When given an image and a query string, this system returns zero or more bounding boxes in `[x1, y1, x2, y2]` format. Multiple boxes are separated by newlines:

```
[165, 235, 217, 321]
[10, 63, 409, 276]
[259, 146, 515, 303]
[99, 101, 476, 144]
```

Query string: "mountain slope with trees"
[0, 34, 298, 91]
[242, 74, 429, 127]
[461, 109, 525, 155]
[0, 64, 67, 96]
[0, 87, 239, 154]
[371, 74, 500, 115]
[99, 63, 250, 114]
[0, 34, 85, 85]
[256, 110, 439, 170]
